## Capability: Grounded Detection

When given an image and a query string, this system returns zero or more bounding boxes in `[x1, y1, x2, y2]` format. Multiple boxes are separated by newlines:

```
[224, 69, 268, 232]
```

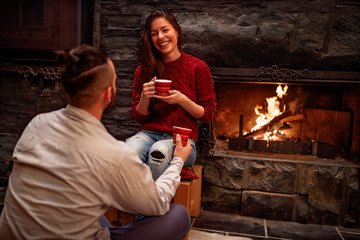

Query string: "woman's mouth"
[159, 42, 169, 46]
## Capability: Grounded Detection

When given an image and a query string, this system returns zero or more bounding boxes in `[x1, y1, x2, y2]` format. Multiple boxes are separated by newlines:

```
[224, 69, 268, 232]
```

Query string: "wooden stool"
[104, 207, 136, 227]
[173, 164, 202, 217]
[173, 165, 203, 240]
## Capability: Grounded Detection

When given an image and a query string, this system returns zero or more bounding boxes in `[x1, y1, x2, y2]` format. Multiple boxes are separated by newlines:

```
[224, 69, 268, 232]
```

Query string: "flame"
[276, 84, 288, 98]
[250, 85, 288, 137]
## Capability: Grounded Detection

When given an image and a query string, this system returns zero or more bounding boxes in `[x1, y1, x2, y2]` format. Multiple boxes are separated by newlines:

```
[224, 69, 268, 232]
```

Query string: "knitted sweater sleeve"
[131, 66, 150, 124]
[194, 61, 217, 123]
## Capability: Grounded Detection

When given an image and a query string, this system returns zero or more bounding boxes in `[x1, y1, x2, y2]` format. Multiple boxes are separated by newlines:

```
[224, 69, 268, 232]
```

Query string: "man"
[0, 45, 191, 239]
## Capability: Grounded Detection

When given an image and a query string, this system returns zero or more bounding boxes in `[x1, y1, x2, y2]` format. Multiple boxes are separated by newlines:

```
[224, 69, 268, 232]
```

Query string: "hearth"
[197, 66, 360, 227]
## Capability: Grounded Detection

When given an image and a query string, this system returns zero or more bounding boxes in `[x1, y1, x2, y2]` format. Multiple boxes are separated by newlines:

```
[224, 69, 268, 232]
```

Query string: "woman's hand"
[156, 89, 205, 119]
[155, 89, 186, 104]
[141, 76, 156, 99]
[136, 76, 156, 116]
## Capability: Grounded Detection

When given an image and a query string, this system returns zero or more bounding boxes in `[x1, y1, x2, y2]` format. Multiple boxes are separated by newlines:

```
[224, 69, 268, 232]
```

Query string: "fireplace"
[210, 66, 360, 161]
[197, 66, 360, 227]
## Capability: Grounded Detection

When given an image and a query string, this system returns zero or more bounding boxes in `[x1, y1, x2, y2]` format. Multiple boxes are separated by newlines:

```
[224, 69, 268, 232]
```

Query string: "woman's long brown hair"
[138, 10, 183, 86]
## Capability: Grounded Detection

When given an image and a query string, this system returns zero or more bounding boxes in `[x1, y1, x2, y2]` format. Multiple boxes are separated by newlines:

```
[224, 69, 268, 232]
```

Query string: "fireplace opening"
[211, 67, 360, 162]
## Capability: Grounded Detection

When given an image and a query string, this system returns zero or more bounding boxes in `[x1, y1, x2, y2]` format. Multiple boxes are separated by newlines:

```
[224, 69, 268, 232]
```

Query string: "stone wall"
[0, 71, 67, 180]
[100, 0, 360, 70]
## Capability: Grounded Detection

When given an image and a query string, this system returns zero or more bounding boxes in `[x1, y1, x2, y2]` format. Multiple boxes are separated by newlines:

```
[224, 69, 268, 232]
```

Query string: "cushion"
[180, 167, 199, 180]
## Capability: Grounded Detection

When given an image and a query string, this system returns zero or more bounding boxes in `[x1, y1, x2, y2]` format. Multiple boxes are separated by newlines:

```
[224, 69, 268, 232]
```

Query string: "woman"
[126, 10, 216, 180]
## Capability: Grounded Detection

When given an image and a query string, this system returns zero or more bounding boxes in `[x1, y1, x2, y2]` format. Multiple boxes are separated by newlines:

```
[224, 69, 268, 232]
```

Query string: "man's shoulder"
[104, 139, 139, 159]
[28, 108, 64, 126]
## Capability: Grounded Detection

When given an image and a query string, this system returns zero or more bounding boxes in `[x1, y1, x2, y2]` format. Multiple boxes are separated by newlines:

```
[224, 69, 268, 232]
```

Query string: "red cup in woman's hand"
[173, 126, 192, 147]
[155, 79, 172, 96]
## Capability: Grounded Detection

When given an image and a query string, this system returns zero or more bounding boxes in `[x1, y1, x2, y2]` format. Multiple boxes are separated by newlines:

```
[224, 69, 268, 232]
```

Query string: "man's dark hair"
[56, 45, 113, 107]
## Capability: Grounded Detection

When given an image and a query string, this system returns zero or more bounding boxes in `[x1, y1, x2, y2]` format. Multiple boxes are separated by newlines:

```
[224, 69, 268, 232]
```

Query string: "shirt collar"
[64, 104, 106, 130]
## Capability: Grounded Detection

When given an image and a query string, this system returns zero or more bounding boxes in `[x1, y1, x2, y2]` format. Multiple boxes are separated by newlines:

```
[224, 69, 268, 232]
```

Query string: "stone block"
[241, 190, 295, 221]
[0, 134, 18, 179]
[294, 193, 308, 224]
[107, 14, 141, 29]
[203, 155, 245, 189]
[307, 205, 339, 226]
[328, 6, 360, 57]
[202, 184, 241, 214]
[247, 160, 296, 193]
[297, 164, 360, 225]
[347, 187, 360, 228]
[298, 164, 344, 213]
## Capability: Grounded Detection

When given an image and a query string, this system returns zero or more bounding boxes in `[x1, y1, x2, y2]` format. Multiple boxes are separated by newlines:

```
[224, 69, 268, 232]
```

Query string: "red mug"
[155, 79, 172, 96]
[173, 126, 192, 147]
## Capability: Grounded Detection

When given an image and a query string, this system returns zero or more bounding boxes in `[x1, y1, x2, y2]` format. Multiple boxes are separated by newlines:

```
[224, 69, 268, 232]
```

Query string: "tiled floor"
[189, 210, 360, 240]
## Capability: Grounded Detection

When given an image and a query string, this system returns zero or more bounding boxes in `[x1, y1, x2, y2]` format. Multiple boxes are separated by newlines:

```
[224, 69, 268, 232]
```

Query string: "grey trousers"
[100, 204, 191, 240]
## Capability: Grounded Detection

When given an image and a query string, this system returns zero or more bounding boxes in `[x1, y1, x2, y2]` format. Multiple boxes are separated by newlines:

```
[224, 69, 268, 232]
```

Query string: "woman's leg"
[148, 139, 173, 180]
[125, 131, 157, 164]
[148, 139, 197, 180]
[184, 139, 197, 167]
[105, 204, 190, 240]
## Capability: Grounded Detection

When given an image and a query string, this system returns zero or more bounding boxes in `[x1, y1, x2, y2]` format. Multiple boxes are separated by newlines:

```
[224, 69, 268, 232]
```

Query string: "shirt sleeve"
[107, 142, 184, 216]
[195, 62, 217, 123]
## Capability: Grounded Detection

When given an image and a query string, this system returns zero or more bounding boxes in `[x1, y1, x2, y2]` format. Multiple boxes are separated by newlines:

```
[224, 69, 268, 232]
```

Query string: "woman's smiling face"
[150, 17, 180, 62]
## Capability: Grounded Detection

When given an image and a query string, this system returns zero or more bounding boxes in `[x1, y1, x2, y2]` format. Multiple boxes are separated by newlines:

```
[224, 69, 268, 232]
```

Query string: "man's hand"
[173, 134, 191, 163]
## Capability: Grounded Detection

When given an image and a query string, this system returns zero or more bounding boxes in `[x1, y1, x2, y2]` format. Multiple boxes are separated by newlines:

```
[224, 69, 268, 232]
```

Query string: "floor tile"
[339, 231, 360, 240]
[192, 210, 265, 236]
[337, 226, 360, 234]
[266, 219, 342, 240]
[189, 229, 226, 240]
[228, 232, 271, 239]
[189, 210, 360, 240]
[337, 226, 360, 239]
[189, 229, 254, 240]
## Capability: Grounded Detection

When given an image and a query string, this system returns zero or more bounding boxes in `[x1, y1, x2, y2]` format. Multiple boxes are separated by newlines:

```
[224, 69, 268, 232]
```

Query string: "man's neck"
[81, 106, 103, 120]
[69, 103, 103, 121]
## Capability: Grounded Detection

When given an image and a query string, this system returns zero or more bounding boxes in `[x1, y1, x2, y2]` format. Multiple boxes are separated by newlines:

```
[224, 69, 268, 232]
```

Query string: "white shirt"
[0, 105, 184, 239]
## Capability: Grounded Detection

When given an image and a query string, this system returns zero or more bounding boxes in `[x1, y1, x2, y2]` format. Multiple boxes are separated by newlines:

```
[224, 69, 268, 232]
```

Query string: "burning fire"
[250, 85, 288, 140]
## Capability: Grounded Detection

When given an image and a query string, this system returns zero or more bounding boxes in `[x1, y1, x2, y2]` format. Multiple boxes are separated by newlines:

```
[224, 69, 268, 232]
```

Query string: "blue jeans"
[125, 130, 197, 180]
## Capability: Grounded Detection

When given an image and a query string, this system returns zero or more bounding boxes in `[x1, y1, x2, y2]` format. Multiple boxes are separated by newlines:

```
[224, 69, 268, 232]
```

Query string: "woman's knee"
[149, 140, 173, 163]
[148, 140, 174, 179]
[183, 140, 197, 167]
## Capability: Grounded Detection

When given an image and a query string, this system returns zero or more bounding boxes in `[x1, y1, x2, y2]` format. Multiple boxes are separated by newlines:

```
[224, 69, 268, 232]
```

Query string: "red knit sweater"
[131, 52, 216, 141]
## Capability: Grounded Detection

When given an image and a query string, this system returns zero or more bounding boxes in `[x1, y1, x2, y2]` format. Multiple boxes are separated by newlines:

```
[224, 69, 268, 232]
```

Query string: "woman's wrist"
[179, 96, 204, 119]
[137, 95, 151, 115]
